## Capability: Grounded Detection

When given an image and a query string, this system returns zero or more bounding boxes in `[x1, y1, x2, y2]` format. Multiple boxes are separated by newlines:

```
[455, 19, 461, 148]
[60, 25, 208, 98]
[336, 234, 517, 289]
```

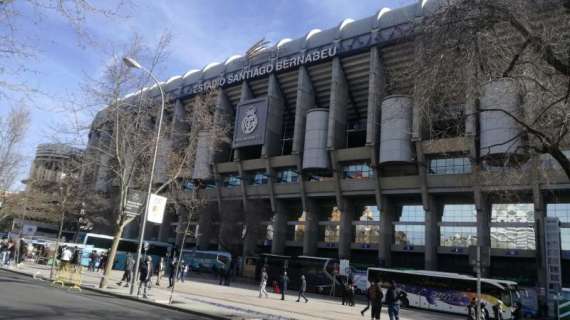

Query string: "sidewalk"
[4, 262, 462, 320]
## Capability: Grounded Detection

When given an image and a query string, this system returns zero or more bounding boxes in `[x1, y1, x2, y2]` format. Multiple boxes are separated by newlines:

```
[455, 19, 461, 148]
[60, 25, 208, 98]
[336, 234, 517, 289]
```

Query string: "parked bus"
[257, 254, 342, 295]
[367, 268, 520, 319]
[179, 249, 232, 273]
[81, 233, 172, 270]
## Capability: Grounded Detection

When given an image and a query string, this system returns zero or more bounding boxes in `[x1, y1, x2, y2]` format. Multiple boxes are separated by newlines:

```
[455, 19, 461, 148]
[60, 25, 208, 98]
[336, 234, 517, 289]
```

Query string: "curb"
[1, 267, 228, 320]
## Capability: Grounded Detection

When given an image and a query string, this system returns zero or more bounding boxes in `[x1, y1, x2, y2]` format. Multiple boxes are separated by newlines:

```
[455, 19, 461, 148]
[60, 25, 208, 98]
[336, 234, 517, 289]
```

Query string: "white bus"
[367, 268, 520, 319]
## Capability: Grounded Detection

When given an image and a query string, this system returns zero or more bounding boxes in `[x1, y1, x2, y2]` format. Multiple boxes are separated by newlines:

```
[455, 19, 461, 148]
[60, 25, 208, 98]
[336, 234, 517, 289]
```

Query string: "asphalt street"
[0, 270, 213, 320]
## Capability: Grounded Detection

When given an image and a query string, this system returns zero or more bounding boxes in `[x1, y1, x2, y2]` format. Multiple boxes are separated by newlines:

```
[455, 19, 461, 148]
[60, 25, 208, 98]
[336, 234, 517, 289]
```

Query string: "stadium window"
[247, 171, 268, 186]
[275, 168, 299, 184]
[428, 155, 471, 175]
[547, 203, 570, 250]
[222, 174, 241, 188]
[342, 162, 373, 179]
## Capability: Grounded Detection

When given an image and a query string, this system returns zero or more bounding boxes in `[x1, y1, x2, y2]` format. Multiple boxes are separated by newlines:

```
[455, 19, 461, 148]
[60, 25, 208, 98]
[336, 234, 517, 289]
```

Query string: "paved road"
[0, 270, 212, 320]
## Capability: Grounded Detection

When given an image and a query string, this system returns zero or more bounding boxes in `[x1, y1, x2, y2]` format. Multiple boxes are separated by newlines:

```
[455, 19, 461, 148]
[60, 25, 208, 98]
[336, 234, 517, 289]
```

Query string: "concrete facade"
[84, 0, 570, 306]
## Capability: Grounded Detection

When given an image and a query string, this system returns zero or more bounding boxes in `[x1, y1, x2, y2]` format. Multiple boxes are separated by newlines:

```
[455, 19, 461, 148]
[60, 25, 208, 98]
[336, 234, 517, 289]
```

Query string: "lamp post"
[123, 56, 166, 295]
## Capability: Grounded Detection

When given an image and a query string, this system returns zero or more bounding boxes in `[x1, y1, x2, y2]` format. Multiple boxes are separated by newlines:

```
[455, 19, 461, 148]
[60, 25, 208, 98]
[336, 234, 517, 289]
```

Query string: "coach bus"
[367, 268, 520, 319]
[81, 233, 172, 270]
[180, 249, 232, 273]
[257, 254, 342, 295]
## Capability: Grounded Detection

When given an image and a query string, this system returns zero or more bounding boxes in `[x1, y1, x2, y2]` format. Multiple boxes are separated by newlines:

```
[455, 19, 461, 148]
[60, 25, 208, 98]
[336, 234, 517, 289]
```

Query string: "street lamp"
[122, 56, 166, 295]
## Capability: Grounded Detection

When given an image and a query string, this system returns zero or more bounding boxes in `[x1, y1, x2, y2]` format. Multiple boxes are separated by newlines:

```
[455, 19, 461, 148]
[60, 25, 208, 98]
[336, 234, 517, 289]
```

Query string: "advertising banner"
[147, 194, 167, 224]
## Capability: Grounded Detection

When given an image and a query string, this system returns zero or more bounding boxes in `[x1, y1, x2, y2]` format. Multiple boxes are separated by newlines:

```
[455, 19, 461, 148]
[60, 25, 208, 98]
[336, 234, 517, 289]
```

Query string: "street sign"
[125, 190, 145, 217]
[147, 194, 167, 223]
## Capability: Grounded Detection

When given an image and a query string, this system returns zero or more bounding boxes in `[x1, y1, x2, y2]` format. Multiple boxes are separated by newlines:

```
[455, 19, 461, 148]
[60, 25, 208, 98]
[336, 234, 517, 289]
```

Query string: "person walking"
[60, 246, 73, 271]
[0, 239, 8, 266]
[280, 271, 289, 301]
[258, 268, 269, 298]
[177, 259, 187, 282]
[137, 256, 153, 299]
[386, 280, 403, 320]
[71, 246, 82, 272]
[88, 251, 97, 272]
[370, 281, 384, 320]
[296, 274, 308, 303]
[116, 254, 134, 287]
[155, 257, 164, 286]
[97, 253, 107, 273]
[168, 256, 177, 288]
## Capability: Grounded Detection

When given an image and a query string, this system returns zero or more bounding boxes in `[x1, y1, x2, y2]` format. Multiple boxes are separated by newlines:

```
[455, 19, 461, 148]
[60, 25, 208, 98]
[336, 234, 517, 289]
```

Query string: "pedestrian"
[280, 271, 289, 300]
[168, 256, 177, 288]
[88, 250, 97, 272]
[155, 257, 164, 286]
[60, 246, 73, 271]
[258, 267, 269, 298]
[71, 246, 82, 272]
[467, 297, 476, 320]
[7, 240, 16, 266]
[512, 302, 522, 320]
[97, 253, 107, 272]
[116, 254, 134, 287]
[385, 280, 403, 320]
[137, 256, 153, 299]
[177, 260, 187, 282]
[296, 274, 308, 303]
[370, 281, 384, 320]
[493, 302, 503, 320]
[0, 239, 8, 266]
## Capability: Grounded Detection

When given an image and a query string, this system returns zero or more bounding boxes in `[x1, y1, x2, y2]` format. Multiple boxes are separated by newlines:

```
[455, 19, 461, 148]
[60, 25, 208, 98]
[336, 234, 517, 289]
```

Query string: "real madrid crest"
[241, 107, 258, 135]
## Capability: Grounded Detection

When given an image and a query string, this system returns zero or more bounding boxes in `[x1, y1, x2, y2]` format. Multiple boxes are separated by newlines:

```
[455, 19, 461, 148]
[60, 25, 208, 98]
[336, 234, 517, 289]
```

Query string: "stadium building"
[85, 0, 570, 298]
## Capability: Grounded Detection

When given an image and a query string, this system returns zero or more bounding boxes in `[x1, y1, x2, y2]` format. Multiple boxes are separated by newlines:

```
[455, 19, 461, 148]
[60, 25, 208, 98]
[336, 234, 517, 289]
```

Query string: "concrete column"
[339, 198, 354, 259]
[366, 46, 386, 147]
[197, 203, 217, 250]
[213, 90, 234, 162]
[157, 207, 174, 242]
[378, 195, 395, 267]
[424, 197, 442, 270]
[174, 205, 187, 248]
[532, 154, 548, 313]
[474, 189, 491, 277]
[292, 66, 316, 155]
[243, 200, 270, 257]
[262, 74, 285, 158]
[327, 57, 349, 150]
[271, 200, 288, 255]
[303, 199, 319, 256]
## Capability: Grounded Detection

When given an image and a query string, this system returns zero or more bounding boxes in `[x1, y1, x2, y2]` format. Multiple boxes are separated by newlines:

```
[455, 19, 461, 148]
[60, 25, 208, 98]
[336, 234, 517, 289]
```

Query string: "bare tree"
[0, 0, 128, 98]
[415, 0, 570, 180]
[0, 107, 30, 193]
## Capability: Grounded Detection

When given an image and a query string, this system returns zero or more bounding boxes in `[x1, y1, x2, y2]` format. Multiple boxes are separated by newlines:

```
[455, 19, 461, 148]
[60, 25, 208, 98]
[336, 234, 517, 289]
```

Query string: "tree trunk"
[548, 148, 570, 181]
[99, 223, 125, 288]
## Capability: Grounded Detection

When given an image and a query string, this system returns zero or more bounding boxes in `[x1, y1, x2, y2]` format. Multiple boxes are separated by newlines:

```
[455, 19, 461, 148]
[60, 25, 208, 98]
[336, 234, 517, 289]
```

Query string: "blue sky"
[0, 0, 416, 188]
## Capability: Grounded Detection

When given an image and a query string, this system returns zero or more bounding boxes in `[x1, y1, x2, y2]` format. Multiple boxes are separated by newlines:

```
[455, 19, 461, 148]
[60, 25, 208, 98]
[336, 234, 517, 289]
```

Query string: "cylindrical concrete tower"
[192, 130, 212, 180]
[302, 108, 330, 170]
[379, 95, 413, 164]
[479, 78, 522, 159]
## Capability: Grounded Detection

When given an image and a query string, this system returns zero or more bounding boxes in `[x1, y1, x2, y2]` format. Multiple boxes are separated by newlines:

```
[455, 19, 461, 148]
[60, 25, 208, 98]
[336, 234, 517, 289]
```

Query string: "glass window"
[322, 225, 340, 243]
[491, 226, 536, 250]
[276, 168, 299, 184]
[441, 204, 477, 223]
[355, 225, 380, 244]
[428, 156, 472, 175]
[491, 204, 534, 223]
[395, 225, 425, 246]
[223, 175, 241, 187]
[400, 205, 425, 222]
[359, 206, 380, 222]
[561, 229, 570, 251]
[440, 226, 477, 247]
[547, 203, 570, 223]
[342, 162, 373, 179]
[247, 171, 268, 185]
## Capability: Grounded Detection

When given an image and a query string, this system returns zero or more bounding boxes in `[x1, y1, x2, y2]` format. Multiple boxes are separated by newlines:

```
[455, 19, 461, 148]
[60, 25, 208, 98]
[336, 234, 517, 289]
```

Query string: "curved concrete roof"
[121, 1, 444, 100]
